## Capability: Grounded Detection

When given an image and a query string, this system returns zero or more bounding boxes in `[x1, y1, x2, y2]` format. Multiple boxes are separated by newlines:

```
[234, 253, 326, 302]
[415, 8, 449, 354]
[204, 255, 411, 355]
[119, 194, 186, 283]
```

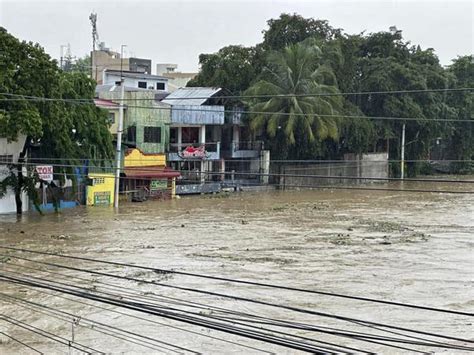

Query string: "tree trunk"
[15, 163, 24, 215]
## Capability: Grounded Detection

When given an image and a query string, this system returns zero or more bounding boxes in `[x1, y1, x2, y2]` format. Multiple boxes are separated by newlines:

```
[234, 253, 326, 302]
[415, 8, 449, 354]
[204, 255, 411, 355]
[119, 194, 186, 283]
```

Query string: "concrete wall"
[272, 153, 389, 188]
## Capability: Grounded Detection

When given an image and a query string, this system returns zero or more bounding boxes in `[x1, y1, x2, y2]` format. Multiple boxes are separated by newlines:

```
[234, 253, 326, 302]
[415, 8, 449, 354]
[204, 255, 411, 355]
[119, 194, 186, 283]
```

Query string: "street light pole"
[114, 44, 126, 208]
[400, 123, 406, 180]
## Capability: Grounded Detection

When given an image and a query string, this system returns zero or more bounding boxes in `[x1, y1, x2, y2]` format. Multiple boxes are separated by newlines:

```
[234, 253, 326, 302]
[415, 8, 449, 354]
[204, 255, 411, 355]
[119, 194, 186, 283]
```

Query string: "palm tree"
[245, 39, 343, 151]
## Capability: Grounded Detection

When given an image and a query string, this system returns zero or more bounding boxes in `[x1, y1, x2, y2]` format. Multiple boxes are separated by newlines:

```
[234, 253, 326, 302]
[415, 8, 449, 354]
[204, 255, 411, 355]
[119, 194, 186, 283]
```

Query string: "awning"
[124, 166, 180, 179]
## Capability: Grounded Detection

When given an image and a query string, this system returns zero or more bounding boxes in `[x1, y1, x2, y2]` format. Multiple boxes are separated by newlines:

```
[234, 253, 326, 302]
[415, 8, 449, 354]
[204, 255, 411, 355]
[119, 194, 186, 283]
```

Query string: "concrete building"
[91, 49, 152, 83]
[95, 85, 179, 200]
[161, 87, 268, 194]
[102, 70, 168, 91]
[0, 135, 29, 214]
[156, 63, 197, 92]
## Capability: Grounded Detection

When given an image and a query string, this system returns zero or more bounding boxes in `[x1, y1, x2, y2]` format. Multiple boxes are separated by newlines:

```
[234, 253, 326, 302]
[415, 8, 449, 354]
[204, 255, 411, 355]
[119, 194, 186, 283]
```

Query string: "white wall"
[103, 73, 168, 91]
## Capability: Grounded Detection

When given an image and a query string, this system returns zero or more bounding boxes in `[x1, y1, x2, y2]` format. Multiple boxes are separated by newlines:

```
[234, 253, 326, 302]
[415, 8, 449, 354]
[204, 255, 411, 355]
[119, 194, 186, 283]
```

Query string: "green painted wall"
[100, 90, 170, 154]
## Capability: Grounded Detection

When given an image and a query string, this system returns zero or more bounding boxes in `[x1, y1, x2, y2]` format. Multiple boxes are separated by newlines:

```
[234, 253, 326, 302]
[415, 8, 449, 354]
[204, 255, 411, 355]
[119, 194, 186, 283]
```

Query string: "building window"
[144, 126, 161, 143]
[156, 82, 165, 90]
[127, 126, 136, 142]
[93, 177, 105, 185]
[0, 155, 13, 163]
[108, 112, 115, 124]
[138, 81, 147, 89]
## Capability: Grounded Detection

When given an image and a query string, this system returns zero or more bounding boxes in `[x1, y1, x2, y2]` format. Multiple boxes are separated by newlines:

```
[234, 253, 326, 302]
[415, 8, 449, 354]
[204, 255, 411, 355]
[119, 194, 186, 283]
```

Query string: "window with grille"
[156, 82, 165, 90]
[144, 126, 161, 143]
[138, 81, 147, 89]
[0, 155, 13, 163]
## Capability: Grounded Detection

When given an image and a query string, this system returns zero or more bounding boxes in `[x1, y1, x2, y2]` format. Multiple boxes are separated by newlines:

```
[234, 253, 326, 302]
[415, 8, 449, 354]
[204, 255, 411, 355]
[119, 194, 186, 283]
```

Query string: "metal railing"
[231, 141, 263, 152]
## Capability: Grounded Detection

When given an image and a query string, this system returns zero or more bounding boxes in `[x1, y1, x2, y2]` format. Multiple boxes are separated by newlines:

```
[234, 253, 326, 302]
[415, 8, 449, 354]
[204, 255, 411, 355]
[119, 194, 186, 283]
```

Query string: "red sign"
[36, 165, 53, 182]
[179, 145, 209, 159]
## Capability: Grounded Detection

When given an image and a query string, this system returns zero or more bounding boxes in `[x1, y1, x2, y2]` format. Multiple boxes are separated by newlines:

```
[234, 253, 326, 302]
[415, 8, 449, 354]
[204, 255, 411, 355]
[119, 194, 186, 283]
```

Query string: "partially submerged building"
[161, 87, 269, 194]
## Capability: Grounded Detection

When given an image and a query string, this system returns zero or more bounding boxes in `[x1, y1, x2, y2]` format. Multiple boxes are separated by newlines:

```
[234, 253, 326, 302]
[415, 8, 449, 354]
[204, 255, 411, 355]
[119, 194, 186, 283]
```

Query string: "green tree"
[262, 13, 341, 51]
[245, 39, 343, 159]
[187, 45, 258, 94]
[445, 55, 474, 172]
[68, 54, 91, 74]
[0, 28, 113, 214]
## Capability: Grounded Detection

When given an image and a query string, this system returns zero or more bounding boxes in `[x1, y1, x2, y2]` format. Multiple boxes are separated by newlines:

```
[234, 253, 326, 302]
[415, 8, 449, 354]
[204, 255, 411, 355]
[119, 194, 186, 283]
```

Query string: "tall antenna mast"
[89, 13, 99, 79]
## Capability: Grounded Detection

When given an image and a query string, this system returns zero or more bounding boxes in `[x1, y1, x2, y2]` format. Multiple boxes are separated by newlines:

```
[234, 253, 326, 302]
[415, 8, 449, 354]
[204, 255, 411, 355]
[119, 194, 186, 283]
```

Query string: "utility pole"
[400, 123, 406, 180]
[114, 45, 126, 208]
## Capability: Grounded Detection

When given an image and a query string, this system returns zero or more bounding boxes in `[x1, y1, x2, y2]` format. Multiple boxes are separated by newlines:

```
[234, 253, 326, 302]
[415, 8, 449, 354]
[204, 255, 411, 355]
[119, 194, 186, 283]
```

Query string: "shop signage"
[150, 179, 167, 191]
[36, 165, 53, 182]
[179, 145, 209, 159]
[94, 191, 111, 205]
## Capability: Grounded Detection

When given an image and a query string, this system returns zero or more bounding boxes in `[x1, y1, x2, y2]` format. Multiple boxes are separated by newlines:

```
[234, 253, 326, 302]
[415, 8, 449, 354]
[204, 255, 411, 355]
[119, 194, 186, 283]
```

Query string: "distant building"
[92, 49, 152, 83]
[156, 63, 197, 92]
[102, 70, 168, 91]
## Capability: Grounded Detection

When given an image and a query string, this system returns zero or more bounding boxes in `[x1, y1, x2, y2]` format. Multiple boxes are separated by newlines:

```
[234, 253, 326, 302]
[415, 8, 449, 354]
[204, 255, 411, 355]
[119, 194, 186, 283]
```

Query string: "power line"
[1, 93, 473, 123]
[0, 314, 103, 354]
[1, 253, 471, 346]
[2, 272, 471, 353]
[2, 87, 473, 100]
[2, 161, 474, 189]
[0, 294, 196, 354]
[4, 263, 473, 353]
[0, 274, 335, 353]
[0, 331, 44, 354]
[2, 246, 471, 317]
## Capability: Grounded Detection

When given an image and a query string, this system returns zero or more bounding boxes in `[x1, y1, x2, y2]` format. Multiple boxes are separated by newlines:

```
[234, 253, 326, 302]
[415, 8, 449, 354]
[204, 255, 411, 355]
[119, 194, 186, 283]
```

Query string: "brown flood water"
[0, 178, 473, 354]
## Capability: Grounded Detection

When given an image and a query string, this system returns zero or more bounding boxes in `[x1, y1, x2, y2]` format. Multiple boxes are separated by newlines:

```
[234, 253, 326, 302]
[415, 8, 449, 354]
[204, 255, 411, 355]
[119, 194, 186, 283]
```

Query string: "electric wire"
[1, 92, 473, 123]
[0, 314, 103, 354]
[0, 294, 197, 354]
[0, 274, 337, 354]
[1, 253, 471, 345]
[0, 331, 44, 354]
[2, 273, 467, 353]
[0, 270, 365, 354]
[3, 161, 473, 185]
[2, 263, 471, 352]
[2, 87, 473, 100]
[2, 247, 472, 317]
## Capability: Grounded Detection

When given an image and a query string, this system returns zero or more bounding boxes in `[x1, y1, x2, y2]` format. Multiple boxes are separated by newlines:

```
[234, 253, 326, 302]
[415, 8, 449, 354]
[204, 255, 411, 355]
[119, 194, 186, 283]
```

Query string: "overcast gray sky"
[1, 0, 472, 73]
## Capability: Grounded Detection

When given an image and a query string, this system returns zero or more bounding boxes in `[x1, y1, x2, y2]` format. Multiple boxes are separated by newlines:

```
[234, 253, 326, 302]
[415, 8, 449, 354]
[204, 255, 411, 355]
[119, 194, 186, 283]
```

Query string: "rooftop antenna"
[89, 12, 99, 79]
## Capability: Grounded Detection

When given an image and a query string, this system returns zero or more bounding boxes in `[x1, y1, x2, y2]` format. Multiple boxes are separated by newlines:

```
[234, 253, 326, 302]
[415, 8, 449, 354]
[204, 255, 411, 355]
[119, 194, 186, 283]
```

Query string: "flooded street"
[1, 179, 473, 353]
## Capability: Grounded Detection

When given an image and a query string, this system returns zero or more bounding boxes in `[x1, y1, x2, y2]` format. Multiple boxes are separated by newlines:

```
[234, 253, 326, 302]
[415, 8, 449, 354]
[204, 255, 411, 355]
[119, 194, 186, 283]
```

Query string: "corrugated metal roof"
[161, 87, 222, 106]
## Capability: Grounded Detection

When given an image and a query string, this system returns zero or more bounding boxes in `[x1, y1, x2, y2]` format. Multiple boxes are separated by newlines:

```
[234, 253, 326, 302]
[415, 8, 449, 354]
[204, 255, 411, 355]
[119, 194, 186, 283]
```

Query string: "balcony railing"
[228, 141, 263, 158]
[168, 142, 221, 161]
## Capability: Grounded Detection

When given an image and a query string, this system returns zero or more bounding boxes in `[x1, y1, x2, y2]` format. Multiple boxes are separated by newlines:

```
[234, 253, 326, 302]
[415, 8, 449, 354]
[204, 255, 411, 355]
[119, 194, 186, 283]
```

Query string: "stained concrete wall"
[272, 153, 389, 188]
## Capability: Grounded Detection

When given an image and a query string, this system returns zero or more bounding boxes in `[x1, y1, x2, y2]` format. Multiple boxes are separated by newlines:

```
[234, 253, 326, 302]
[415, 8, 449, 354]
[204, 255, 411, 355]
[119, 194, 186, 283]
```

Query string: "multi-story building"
[95, 85, 179, 199]
[91, 49, 152, 83]
[156, 63, 197, 92]
[102, 70, 168, 91]
[161, 87, 268, 194]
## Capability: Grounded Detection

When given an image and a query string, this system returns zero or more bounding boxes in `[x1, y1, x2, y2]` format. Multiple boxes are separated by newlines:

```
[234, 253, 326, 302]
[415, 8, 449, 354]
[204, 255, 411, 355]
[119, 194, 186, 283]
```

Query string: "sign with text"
[36, 165, 53, 182]
[94, 191, 111, 205]
[150, 179, 167, 191]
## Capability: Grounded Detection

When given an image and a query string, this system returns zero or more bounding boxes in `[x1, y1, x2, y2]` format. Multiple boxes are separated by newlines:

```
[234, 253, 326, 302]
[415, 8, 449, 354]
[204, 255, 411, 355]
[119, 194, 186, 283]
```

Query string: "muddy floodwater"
[1, 178, 473, 354]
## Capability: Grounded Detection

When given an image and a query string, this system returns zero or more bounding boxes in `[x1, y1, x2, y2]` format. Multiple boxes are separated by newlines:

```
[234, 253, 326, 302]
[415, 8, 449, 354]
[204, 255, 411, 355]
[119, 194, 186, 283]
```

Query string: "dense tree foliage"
[0, 27, 113, 213]
[188, 14, 473, 174]
[245, 39, 343, 159]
